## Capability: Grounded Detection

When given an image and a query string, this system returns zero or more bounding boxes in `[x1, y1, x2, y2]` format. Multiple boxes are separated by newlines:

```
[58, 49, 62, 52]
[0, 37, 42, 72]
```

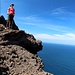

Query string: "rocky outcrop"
[0, 15, 19, 30]
[0, 16, 53, 75]
[0, 24, 42, 54]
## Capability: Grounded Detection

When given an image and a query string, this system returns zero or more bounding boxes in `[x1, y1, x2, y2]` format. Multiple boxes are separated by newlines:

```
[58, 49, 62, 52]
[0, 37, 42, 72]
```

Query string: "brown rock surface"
[0, 45, 53, 75]
[0, 24, 42, 54]
[0, 16, 53, 75]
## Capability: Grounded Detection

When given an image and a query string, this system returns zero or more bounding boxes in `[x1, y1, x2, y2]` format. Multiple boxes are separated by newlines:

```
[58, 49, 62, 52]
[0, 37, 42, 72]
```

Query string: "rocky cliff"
[0, 16, 53, 75]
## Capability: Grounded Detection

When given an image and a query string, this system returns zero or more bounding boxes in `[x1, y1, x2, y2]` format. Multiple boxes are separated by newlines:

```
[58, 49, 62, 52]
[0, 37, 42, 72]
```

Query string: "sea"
[38, 43, 75, 75]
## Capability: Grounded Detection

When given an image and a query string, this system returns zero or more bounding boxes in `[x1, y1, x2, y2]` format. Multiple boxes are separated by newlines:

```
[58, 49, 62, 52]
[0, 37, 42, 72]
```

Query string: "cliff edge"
[0, 16, 53, 75]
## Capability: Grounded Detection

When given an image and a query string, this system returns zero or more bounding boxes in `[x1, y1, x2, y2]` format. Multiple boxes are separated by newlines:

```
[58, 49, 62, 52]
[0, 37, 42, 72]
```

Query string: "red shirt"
[8, 7, 15, 15]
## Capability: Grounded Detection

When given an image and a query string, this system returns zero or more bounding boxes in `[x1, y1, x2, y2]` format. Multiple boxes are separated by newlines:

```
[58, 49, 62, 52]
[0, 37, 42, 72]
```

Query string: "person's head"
[10, 3, 14, 7]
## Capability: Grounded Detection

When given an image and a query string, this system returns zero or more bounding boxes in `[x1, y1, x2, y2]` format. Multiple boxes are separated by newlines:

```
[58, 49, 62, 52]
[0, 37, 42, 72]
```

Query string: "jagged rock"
[0, 15, 19, 30]
[0, 24, 42, 54]
[0, 16, 6, 26]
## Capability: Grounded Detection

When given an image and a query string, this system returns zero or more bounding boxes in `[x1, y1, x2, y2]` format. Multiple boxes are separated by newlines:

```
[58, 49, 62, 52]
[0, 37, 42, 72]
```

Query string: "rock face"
[0, 45, 48, 75]
[0, 25, 42, 54]
[0, 16, 53, 75]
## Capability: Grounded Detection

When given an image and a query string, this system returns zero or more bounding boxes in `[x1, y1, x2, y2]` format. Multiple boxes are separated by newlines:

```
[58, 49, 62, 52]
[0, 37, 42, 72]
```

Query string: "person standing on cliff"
[6, 3, 15, 28]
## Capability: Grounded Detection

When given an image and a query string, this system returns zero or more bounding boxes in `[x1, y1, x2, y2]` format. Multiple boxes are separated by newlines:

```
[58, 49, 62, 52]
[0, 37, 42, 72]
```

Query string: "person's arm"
[7, 8, 10, 15]
[14, 8, 15, 15]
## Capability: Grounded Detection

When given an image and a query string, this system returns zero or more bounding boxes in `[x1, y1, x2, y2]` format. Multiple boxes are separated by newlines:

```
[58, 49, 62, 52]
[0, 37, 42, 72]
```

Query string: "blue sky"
[1, 0, 75, 45]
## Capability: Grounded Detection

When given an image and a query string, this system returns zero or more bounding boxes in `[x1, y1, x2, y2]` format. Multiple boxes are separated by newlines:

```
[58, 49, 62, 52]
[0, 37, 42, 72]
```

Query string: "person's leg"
[10, 15, 12, 28]
[10, 15, 14, 29]
[6, 15, 10, 28]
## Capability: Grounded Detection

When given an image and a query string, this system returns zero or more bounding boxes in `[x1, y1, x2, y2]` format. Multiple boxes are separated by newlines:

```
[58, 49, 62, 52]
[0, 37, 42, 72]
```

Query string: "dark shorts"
[8, 14, 14, 21]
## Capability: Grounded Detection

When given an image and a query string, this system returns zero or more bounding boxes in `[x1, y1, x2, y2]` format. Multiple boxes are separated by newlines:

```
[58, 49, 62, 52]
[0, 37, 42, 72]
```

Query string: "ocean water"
[38, 43, 75, 75]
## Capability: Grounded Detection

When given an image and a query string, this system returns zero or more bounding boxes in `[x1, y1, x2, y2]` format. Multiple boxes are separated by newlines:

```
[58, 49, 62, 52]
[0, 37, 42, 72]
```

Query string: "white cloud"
[16, 15, 75, 34]
[34, 33, 75, 45]
[51, 7, 75, 18]
[51, 7, 66, 15]
[66, 33, 75, 37]
[35, 33, 75, 40]
[17, 15, 42, 23]
[17, 16, 72, 32]
[19, 16, 36, 20]
[44, 24, 70, 32]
